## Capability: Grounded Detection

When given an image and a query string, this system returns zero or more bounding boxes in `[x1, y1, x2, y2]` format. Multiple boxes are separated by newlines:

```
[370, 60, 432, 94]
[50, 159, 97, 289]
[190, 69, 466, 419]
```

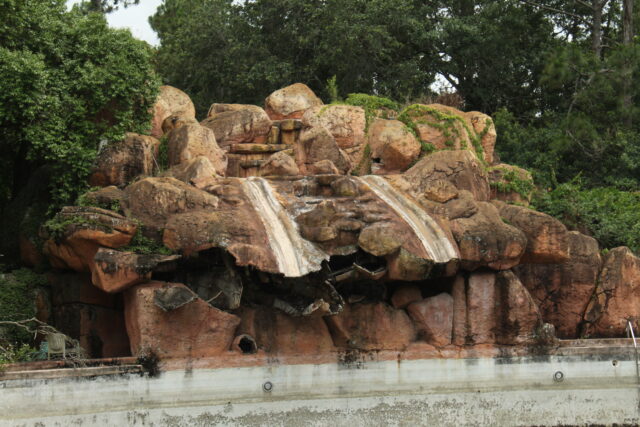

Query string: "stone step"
[230, 143, 288, 154]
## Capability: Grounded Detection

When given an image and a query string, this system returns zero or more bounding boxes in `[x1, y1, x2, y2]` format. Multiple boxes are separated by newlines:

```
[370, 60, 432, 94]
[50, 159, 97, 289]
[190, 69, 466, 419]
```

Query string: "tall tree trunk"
[622, 0, 634, 126]
[592, 0, 604, 58]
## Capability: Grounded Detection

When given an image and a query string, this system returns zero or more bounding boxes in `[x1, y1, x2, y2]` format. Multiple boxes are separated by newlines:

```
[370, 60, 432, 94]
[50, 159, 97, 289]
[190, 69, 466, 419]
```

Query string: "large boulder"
[404, 150, 490, 201]
[295, 126, 351, 174]
[166, 124, 227, 173]
[324, 302, 416, 351]
[123, 177, 218, 230]
[264, 83, 324, 120]
[494, 201, 570, 264]
[453, 271, 541, 346]
[151, 85, 196, 139]
[407, 293, 454, 347]
[515, 232, 601, 338]
[302, 105, 366, 149]
[583, 247, 640, 337]
[367, 119, 421, 173]
[124, 281, 241, 358]
[259, 151, 300, 177]
[200, 105, 272, 148]
[447, 194, 527, 270]
[43, 207, 137, 272]
[237, 307, 335, 355]
[163, 156, 218, 187]
[466, 111, 497, 164]
[89, 133, 160, 188]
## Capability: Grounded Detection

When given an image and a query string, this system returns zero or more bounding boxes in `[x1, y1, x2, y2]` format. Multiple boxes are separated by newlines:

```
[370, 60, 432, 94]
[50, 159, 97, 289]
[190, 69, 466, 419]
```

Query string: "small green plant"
[43, 214, 112, 241]
[0, 269, 46, 348]
[122, 229, 174, 255]
[343, 93, 400, 129]
[489, 166, 535, 199]
[326, 75, 340, 103]
[156, 135, 169, 173]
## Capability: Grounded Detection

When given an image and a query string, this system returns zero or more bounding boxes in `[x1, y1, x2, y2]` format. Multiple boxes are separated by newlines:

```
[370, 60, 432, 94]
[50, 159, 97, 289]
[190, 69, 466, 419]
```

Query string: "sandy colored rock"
[124, 281, 240, 358]
[302, 105, 366, 149]
[325, 302, 416, 351]
[465, 111, 496, 164]
[584, 247, 640, 337]
[404, 150, 490, 201]
[488, 164, 533, 206]
[296, 126, 351, 174]
[494, 201, 569, 264]
[387, 248, 434, 281]
[358, 223, 403, 256]
[264, 83, 324, 120]
[237, 307, 334, 355]
[167, 124, 227, 173]
[367, 119, 420, 172]
[43, 207, 137, 272]
[163, 156, 218, 186]
[423, 179, 459, 203]
[89, 133, 160, 188]
[123, 177, 218, 230]
[161, 115, 198, 135]
[151, 85, 196, 138]
[259, 151, 299, 176]
[207, 103, 255, 118]
[407, 293, 454, 347]
[201, 105, 272, 149]
[390, 285, 423, 309]
[311, 160, 340, 175]
[515, 231, 601, 338]
[448, 197, 527, 270]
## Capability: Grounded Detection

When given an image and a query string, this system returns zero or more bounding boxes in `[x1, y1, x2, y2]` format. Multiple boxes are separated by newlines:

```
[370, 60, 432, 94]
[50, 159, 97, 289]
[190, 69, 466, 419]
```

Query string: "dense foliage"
[0, 0, 160, 210]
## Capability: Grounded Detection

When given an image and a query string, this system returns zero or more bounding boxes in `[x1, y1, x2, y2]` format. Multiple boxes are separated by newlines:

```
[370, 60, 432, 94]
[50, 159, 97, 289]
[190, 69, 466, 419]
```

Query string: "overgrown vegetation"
[122, 229, 174, 256]
[489, 166, 535, 200]
[0, 269, 46, 348]
[342, 93, 400, 128]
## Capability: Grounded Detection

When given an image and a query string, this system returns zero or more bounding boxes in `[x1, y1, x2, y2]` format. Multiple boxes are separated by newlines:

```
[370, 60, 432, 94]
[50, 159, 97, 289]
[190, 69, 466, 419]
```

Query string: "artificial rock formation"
[151, 85, 197, 139]
[39, 83, 640, 362]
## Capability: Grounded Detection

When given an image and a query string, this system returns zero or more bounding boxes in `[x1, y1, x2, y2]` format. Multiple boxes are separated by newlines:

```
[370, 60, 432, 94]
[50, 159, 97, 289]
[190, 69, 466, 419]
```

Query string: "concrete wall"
[2, 353, 640, 426]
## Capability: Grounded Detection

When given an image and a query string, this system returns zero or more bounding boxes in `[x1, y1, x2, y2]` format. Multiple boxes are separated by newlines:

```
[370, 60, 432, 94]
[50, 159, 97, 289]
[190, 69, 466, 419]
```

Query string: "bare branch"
[519, 0, 592, 25]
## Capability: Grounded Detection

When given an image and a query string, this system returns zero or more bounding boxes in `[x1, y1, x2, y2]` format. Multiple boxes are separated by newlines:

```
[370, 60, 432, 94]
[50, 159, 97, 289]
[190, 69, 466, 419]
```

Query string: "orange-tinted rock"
[43, 207, 137, 272]
[423, 179, 459, 203]
[163, 156, 218, 186]
[19, 233, 43, 267]
[91, 248, 180, 293]
[259, 151, 300, 177]
[124, 282, 240, 358]
[451, 275, 467, 346]
[167, 124, 227, 173]
[404, 150, 490, 201]
[80, 186, 126, 211]
[89, 133, 160, 188]
[358, 223, 403, 256]
[123, 177, 218, 229]
[207, 103, 254, 117]
[584, 247, 640, 337]
[237, 307, 334, 355]
[296, 126, 351, 174]
[264, 83, 324, 120]
[161, 114, 198, 134]
[488, 164, 533, 205]
[463, 271, 541, 345]
[390, 285, 423, 309]
[302, 105, 366, 149]
[367, 119, 420, 172]
[151, 85, 196, 138]
[325, 302, 416, 351]
[448, 197, 527, 270]
[201, 105, 272, 149]
[466, 111, 496, 164]
[514, 231, 601, 338]
[311, 160, 340, 175]
[407, 293, 454, 347]
[494, 201, 569, 264]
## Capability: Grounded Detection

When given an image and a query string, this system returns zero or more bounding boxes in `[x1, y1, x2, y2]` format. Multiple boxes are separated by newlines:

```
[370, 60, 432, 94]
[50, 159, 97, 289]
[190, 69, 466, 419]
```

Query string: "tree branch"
[519, 0, 591, 25]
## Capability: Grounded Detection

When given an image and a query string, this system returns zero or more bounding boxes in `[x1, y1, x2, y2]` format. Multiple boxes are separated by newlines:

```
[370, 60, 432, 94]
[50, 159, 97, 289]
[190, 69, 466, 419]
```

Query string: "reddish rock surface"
[302, 105, 366, 149]
[89, 133, 160, 188]
[295, 126, 351, 174]
[367, 119, 420, 173]
[466, 111, 497, 164]
[163, 156, 218, 186]
[515, 231, 601, 338]
[584, 247, 640, 337]
[264, 83, 323, 120]
[494, 201, 569, 264]
[124, 282, 240, 358]
[201, 105, 272, 149]
[390, 285, 423, 309]
[325, 303, 416, 350]
[151, 85, 196, 139]
[259, 151, 300, 177]
[167, 124, 227, 173]
[407, 293, 454, 347]
[404, 150, 491, 201]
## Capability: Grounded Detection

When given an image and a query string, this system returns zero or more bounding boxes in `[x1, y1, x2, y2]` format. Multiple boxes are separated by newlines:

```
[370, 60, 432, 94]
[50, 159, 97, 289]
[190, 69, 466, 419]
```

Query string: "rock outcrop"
[264, 83, 324, 120]
[151, 85, 197, 139]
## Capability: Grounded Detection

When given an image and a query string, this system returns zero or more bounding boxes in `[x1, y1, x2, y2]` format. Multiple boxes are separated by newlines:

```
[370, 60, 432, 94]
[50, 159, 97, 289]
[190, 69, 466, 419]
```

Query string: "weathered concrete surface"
[2, 353, 639, 426]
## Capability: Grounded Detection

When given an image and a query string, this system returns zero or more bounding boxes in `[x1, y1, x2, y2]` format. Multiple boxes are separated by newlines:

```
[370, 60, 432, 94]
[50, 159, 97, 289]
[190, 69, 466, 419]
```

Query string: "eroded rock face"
[151, 86, 196, 139]
[259, 151, 300, 177]
[404, 150, 490, 201]
[302, 105, 366, 149]
[264, 83, 324, 120]
[296, 126, 351, 174]
[124, 282, 240, 358]
[584, 247, 640, 337]
[494, 201, 569, 264]
[515, 232, 601, 338]
[201, 105, 272, 148]
[163, 156, 218, 187]
[167, 124, 227, 173]
[407, 293, 454, 347]
[89, 133, 160, 188]
[367, 119, 421, 173]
